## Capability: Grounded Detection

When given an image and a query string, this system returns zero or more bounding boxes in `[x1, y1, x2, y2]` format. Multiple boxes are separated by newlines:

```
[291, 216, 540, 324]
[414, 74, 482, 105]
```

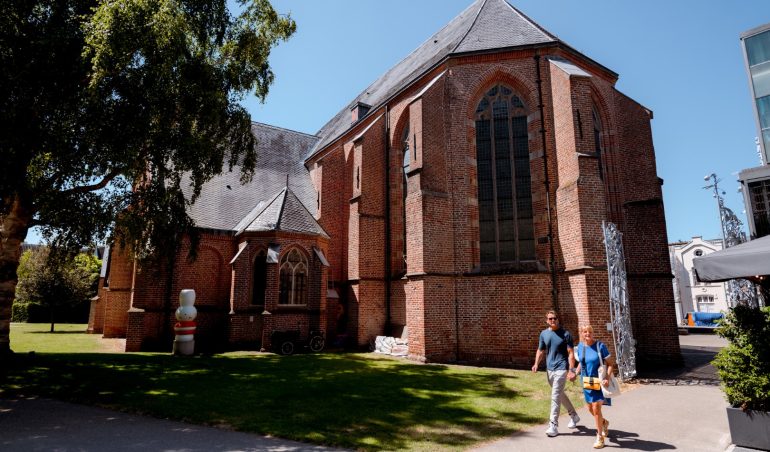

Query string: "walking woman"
[575, 324, 614, 449]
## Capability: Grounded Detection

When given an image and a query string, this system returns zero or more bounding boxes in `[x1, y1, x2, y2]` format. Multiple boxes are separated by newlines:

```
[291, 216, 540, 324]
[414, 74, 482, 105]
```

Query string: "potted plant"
[712, 305, 770, 450]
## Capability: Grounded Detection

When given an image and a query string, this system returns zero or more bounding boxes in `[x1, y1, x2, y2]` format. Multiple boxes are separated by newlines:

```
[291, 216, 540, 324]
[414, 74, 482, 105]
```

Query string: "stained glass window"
[279, 248, 308, 305]
[475, 84, 534, 264]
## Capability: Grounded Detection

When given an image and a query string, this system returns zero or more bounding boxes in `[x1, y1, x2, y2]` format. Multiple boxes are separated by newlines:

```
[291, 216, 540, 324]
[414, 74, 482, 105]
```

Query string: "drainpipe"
[534, 53, 559, 313]
[384, 106, 393, 336]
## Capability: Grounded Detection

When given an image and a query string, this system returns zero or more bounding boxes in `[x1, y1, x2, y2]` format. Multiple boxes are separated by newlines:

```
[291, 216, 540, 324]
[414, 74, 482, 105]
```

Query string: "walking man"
[532, 310, 580, 437]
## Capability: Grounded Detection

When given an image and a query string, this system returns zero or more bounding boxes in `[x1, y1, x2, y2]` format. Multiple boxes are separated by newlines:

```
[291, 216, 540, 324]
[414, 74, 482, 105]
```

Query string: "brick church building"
[89, 0, 681, 367]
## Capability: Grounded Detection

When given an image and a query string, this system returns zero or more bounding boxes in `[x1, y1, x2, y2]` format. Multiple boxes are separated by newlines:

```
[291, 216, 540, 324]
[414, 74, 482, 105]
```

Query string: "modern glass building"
[742, 23, 770, 164]
[739, 23, 770, 238]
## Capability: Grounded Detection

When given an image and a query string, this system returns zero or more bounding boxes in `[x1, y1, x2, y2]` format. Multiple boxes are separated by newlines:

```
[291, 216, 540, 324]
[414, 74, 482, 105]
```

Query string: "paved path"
[0, 334, 735, 451]
[473, 333, 733, 452]
[471, 383, 730, 452]
[0, 396, 345, 452]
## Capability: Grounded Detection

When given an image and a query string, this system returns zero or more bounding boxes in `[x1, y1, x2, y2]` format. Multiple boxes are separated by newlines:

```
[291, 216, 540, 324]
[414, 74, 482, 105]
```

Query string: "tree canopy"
[0, 0, 296, 355]
[15, 248, 101, 331]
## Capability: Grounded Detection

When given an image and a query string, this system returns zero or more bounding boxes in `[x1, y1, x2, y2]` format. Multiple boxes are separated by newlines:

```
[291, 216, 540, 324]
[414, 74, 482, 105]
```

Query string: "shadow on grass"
[1, 352, 546, 450]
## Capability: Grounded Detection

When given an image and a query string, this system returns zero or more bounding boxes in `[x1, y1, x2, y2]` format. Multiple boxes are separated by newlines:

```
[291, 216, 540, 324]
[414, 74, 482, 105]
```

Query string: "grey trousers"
[546, 369, 576, 425]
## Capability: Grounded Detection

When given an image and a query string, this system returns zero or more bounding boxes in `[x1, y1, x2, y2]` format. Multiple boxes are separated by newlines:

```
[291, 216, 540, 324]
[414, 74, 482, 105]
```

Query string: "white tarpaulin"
[693, 235, 770, 282]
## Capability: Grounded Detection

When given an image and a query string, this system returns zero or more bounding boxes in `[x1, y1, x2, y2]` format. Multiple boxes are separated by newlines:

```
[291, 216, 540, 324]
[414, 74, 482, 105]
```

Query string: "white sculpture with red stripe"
[173, 289, 197, 355]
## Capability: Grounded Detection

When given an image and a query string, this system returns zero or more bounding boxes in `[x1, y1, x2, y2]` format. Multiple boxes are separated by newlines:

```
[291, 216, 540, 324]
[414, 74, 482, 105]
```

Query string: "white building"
[669, 237, 729, 324]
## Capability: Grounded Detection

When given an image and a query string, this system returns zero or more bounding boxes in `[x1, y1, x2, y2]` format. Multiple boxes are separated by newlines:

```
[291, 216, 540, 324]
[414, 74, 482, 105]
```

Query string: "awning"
[693, 235, 770, 283]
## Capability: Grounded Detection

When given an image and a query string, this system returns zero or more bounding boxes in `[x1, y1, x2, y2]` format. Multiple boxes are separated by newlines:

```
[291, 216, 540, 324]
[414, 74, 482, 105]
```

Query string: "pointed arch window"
[252, 249, 267, 305]
[593, 107, 604, 180]
[475, 84, 535, 264]
[402, 126, 410, 262]
[279, 249, 308, 305]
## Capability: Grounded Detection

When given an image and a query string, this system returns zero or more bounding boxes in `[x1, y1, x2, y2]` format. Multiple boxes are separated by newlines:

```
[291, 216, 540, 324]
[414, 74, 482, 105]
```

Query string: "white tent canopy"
[693, 235, 770, 283]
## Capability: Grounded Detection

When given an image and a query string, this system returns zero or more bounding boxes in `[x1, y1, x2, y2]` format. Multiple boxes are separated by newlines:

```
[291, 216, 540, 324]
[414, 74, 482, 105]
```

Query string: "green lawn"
[2, 324, 585, 451]
[9, 323, 112, 353]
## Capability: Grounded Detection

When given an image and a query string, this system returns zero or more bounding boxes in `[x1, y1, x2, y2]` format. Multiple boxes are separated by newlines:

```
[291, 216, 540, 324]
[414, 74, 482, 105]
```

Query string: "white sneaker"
[568, 414, 580, 429]
[546, 422, 559, 437]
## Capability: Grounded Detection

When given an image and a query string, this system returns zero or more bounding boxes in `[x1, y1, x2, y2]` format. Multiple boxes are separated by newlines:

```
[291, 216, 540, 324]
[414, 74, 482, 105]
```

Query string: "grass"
[9, 323, 115, 353]
[2, 323, 585, 451]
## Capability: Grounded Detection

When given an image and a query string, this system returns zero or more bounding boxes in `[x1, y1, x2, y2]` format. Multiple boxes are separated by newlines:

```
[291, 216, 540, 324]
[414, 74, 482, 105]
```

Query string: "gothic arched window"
[252, 249, 267, 305]
[475, 84, 535, 264]
[402, 126, 410, 262]
[593, 107, 604, 180]
[279, 248, 308, 305]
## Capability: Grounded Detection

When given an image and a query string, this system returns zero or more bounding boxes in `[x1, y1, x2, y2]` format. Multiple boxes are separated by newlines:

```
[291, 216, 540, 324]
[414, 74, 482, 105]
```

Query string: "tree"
[0, 0, 296, 355]
[15, 248, 100, 332]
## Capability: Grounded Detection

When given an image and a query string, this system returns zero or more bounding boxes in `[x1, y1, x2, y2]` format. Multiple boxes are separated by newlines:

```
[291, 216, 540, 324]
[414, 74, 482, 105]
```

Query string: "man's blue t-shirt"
[538, 327, 574, 371]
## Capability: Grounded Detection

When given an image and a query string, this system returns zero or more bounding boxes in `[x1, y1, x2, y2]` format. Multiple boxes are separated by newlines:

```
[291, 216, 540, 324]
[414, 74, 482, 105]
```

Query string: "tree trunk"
[50, 306, 55, 333]
[0, 195, 33, 357]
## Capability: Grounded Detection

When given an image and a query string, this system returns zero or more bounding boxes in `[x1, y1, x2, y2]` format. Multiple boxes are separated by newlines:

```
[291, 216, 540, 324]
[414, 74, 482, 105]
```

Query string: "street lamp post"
[703, 173, 728, 249]
[703, 173, 757, 308]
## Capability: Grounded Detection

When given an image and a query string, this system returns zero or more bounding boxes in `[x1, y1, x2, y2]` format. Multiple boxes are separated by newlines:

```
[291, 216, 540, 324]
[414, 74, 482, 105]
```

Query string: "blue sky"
[25, 0, 770, 244]
[247, 0, 768, 244]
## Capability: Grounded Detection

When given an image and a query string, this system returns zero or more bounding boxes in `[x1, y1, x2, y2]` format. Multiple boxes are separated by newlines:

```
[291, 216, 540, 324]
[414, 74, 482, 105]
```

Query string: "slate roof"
[309, 0, 562, 159]
[235, 186, 329, 239]
[182, 122, 321, 233]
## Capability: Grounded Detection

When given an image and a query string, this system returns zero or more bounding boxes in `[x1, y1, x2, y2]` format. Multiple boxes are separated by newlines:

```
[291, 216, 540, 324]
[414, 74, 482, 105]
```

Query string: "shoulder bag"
[579, 343, 602, 391]
[597, 341, 622, 398]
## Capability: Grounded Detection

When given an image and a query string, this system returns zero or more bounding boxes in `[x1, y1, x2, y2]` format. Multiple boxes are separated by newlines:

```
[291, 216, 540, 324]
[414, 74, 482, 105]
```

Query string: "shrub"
[712, 305, 770, 412]
[11, 302, 29, 322]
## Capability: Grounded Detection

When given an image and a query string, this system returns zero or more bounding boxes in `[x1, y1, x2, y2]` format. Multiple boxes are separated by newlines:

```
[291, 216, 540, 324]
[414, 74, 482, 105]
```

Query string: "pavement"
[471, 383, 730, 451]
[0, 334, 751, 452]
[0, 396, 345, 452]
[473, 333, 737, 452]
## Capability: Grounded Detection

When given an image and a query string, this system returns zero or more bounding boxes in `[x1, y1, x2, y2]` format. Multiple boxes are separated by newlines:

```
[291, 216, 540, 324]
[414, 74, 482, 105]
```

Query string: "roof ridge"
[235, 187, 286, 234]
[314, 1, 483, 138]
[275, 185, 329, 237]
[251, 121, 319, 139]
[287, 187, 320, 224]
[503, 0, 560, 42]
[452, 0, 489, 53]
[275, 186, 288, 231]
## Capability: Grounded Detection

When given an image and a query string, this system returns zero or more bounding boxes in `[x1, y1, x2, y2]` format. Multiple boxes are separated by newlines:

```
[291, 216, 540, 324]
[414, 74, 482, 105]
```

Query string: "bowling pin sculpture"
[173, 289, 197, 355]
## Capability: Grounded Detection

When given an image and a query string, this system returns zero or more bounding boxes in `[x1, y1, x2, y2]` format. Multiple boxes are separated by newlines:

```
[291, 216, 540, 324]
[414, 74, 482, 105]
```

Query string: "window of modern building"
[749, 179, 770, 237]
[279, 248, 308, 305]
[746, 29, 770, 67]
[475, 84, 534, 264]
[745, 28, 770, 157]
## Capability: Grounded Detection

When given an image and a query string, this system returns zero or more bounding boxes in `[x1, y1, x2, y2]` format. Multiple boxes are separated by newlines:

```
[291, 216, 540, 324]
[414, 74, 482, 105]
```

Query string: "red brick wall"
[106, 45, 681, 367]
[87, 278, 105, 334]
[96, 244, 134, 338]
[111, 230, 329, 352]
[305, 47, 681, 368]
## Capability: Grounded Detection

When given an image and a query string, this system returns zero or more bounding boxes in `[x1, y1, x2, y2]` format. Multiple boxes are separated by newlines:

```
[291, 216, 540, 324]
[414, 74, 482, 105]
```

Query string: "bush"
[713, 305, 770, 412]
[11, 302, 30, 322]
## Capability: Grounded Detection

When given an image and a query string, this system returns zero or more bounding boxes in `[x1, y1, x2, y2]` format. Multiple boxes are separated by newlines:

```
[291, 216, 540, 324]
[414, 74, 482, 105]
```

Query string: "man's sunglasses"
[547, 317, 558, 321]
